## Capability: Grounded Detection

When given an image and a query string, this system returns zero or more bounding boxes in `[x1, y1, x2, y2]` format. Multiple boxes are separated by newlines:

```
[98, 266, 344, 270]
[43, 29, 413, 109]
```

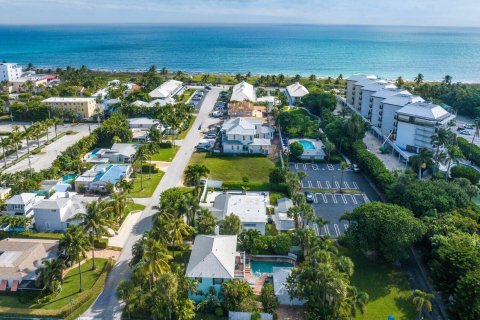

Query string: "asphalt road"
[80, 88, 220, 320]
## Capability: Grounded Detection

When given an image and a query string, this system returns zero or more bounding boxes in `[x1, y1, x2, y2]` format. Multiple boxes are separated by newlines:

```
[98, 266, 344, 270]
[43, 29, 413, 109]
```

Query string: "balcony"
[394, 122, 398, 127]
[379, 111, 383, 115]
[234, 251, 246, 278]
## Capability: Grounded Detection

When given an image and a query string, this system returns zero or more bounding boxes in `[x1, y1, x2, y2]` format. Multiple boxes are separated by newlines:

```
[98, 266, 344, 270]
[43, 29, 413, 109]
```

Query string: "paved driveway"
[80, 88, 220, 320]
[290, 162, 379, 238]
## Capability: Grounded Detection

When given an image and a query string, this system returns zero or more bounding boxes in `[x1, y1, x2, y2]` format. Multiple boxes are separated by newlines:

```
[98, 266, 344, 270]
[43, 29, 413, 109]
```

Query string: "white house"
[0, 63, 22, 82]
[0, 238, 59, 292]
[85, 143, 138, 164]
[394, 102, 455, 153]
[285, 82, 309, 105]
[33, 192, 98, 232]
[231, 81, 256, 102]
[0, 187, 11, 201]
[128, 117, 160, 130]
[221, 118, 274, 155]
[132, 98, 175, 108]
[186, 234, 245, 302]
[206, 191, 268, 234]
[75, 164, 132, 193]
[272, 267, 305, 306]
[148, 79, 184, 100]
[5, 193, 43, 217]
[273, 198, 295, 231]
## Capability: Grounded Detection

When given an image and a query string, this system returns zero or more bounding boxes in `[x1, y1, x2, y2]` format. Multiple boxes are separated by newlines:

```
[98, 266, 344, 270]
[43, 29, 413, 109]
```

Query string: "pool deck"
[245, 255, 297, 294]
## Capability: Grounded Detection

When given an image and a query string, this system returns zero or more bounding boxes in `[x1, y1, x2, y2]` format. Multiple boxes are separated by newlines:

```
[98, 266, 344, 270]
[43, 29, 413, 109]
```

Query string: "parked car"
[460, 130, 472, 135]
[304, 191, 314, 203]
[211, 111, 223, 118]
[205, 86, 212, 90]
[205, 133, 217, 139]
[463, 124, 474, 129]
[351, 164, 360, 173]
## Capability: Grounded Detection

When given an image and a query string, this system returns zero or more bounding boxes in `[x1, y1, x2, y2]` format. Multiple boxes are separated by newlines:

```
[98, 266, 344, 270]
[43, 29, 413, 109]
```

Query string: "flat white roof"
[149, 79, 183, 99]
[214, 192, 267, 223]
[42, 97, 95, 103]
[382, 94, 424, 107]
[396, 102, 451, 120]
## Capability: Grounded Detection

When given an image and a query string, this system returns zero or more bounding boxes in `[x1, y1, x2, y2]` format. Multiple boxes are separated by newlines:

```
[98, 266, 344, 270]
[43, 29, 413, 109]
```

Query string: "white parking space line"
[317, 180, 322, 188]
[327, 164, 335, 171]
[312, 163, 319, 170]
[308, 180, 313, 188]
[301, 180, 307, 188]
[354, 194, 364, 203]
[313, 223, 319, 236]
[312, 193, 318, 203]
[334, 224, 341, 237]
[353, 181, 359, 189]
[344, 181, 350, 189]
[315, 193, 326, 203]
[303, 163, 307, 170]
[335, 181, 340, 189]
[348, 194, 358, 204]
[363, 194, 370, 203]
[322, 168, 325, 171]
[294, 163, 299, 169]
[336, 194, 347, 204]
[323, 225, 330, 236]
[326, 193, 337, 204]
[344, 224, 349, 231]
[325, 181, 331, 189]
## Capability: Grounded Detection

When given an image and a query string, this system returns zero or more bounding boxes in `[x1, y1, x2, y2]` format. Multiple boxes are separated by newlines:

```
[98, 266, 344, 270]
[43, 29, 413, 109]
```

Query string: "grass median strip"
[130, 172, 164, 198]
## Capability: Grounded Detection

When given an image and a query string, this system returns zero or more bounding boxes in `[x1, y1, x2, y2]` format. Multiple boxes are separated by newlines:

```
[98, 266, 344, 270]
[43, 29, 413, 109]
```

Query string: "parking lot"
[290, 162, 380, 237]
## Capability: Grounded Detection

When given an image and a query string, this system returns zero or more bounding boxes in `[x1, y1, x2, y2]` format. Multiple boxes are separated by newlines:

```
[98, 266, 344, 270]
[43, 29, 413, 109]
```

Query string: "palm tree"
[414, 73, 424, 86]
[118, 178, 134, 194]
[52, 117, 63, 137]
[168, 216, 191, 257]
[324, 141, 335, 162]
[0, 137, 10, 168]
[287, 206, 302, 229]
[23, 125, 34, 154]
[409, 148, 434, 179]
[74, 201, 112, 270]
[138, 237, 172, 288]
[59, 225, 91, 292]
[10, 125, 22, 160]
[395, 76, 405, 87]
[339, 162, 348, 193]
[109, 193, 132, 224]
[36, 258, 65, 293]
[443, 75, 452, 85]
[412, 289, 435, 320]
[117, 280, 145, 319]
[472, 118, 480, 144]
[445, 145, 464, 181]
[184, 164, 210, 195]
[134, 145, 149, 190]
[44, 118, 54, 141]
[32, 122, 45, 148]
[347, 286, 369, 320]
[180, 193, 200, 226]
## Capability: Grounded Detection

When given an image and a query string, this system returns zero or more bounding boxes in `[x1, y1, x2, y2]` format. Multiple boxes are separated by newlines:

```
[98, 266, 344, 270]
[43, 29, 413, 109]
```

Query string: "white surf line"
[325, 181, 331, 189]
[334, 224, 341, 237]
[353, 181, 359, 189]
[323, 225, 330, 236]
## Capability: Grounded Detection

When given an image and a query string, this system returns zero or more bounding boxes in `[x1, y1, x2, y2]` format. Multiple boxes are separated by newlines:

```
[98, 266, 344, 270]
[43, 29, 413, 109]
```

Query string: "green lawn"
[269, 192, 287, 205]
[177, 88, 196, 103]
[125, 202, 146, 214]
[340, 247, 417, 320]
[150, 146, 179, 162]
[0, 259, 107, 310]
[189, 153, 275, 183]
[178, 116, 197, 140]
[129, 172, 164, 198]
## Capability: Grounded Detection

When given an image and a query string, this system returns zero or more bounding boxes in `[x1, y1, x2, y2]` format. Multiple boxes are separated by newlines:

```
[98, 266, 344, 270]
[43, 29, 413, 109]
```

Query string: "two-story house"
[5, 193, 42, 217]
[186, 234, 245, 302]
[221, 118, 274, 155]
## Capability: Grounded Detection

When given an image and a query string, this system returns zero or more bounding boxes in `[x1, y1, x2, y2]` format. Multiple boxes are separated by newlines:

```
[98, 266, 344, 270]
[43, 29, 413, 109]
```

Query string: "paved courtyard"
[290, 162, 380, 237]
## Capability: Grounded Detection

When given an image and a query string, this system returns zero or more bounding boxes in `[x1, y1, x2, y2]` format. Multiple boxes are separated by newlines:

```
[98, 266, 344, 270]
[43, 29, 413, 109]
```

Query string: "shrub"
[289, 142, 304, 159]
[222, 182, 288, 193]
[269, 167, 287, 184]
[94, 238, 108, 249]
[458, 137, 480, 166]
[242, 176, 249, 183]
[141, 163, 158, 174]
[451, 165, 480, 184]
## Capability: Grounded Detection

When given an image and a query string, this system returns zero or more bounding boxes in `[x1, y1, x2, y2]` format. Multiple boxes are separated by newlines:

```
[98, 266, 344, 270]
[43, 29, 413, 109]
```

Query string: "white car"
[460, 130, 472, 135]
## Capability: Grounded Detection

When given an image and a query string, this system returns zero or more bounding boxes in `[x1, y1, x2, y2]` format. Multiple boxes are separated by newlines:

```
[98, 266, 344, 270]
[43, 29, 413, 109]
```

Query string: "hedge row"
[458, 137, 480, 166]
[349, 141, 396, 193]
[221, 181, 288, 193]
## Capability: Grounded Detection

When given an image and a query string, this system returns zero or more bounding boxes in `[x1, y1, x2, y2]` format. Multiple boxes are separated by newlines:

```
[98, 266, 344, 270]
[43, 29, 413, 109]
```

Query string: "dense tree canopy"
[341, 202, 426, 262]
[300, 92, 337, 117]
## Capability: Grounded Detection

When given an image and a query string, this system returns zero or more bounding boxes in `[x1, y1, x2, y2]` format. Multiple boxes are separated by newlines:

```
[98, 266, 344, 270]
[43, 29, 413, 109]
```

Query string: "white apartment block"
[345, 74, 455, 158]
[0, 63, 22, 82]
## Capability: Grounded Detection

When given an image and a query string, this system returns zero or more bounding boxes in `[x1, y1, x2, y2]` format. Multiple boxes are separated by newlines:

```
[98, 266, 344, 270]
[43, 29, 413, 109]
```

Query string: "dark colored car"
[304, 191, 314, 203]
[351, 164, 360, 173]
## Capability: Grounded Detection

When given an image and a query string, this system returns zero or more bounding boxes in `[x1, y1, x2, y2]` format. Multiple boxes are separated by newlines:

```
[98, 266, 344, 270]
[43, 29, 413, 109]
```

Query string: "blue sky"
[0, 0, 479, 27]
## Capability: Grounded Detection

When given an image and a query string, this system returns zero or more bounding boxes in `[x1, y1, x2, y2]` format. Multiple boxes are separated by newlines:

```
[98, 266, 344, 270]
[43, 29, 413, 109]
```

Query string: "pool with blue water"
[298, 140, 315, 150]
[250, 260, 294, 278]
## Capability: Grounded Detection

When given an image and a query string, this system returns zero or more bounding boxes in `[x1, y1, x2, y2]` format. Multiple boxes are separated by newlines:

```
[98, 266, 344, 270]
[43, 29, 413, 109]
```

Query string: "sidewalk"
[108, 210, 143, 248]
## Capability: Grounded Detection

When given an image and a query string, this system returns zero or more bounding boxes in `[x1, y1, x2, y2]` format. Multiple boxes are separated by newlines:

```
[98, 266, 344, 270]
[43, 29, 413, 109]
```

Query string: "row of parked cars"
[457, 123, 475, 136]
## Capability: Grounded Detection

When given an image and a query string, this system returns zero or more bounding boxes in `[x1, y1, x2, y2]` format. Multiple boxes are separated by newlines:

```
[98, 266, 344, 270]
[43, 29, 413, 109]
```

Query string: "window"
[213, 278, 224, 285]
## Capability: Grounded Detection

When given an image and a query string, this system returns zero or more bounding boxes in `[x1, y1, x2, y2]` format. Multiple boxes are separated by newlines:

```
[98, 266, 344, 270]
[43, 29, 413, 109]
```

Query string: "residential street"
[3, 123, 97, 173]
[80, 88, 220, 319]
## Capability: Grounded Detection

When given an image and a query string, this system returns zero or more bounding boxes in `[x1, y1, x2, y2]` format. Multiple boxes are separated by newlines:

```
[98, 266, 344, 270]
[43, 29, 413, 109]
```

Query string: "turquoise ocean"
[1, 24, 480, 82]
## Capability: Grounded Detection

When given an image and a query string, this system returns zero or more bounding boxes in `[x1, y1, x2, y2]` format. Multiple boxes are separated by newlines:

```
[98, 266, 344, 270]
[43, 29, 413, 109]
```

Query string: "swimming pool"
[251, 261, 294, 278]
[298, 140, 315, 150]
[62, 173, 77, 182]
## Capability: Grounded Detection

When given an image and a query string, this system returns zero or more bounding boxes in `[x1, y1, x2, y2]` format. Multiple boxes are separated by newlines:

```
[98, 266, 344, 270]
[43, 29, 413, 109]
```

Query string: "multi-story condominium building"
[359, 80, 396, 119]
[378, 94, 425, 135]
[394, 102, 455, 153]
[42, 97, 97, 118]
[0, 63, 22, 82]
[369, 88, 411, 128]
[346, 74, 377, 110]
